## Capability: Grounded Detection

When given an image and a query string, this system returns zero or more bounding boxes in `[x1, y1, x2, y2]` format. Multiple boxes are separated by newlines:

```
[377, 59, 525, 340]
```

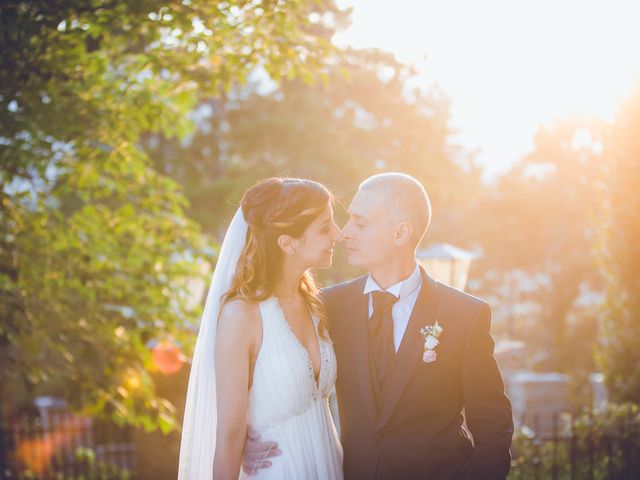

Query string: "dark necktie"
[368, 290, 399, 398]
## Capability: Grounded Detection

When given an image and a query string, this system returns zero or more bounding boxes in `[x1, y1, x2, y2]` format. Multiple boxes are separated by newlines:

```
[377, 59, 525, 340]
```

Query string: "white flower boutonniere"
[419, 321, 443, 363]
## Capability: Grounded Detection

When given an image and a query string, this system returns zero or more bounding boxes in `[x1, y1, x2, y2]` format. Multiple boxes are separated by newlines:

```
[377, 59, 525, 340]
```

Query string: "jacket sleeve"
[460, 302, 514, 479]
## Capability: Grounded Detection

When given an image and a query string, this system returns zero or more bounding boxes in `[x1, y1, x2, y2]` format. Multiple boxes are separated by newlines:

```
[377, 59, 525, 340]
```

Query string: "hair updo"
[223, 177, 333, 339]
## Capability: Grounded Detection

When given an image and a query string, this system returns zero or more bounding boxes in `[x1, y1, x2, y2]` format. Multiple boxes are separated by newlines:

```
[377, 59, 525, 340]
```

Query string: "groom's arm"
[461, 302, 514, 480]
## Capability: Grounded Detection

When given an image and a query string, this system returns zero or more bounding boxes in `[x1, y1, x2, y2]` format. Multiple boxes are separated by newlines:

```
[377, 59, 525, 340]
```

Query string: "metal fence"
[0, 412, 135, 479]
[2, 408, 639, 479]
[511, 408, 640, 480]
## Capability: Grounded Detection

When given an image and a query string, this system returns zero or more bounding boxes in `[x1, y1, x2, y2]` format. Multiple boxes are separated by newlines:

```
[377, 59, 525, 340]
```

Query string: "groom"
[247, 173, 513, 479]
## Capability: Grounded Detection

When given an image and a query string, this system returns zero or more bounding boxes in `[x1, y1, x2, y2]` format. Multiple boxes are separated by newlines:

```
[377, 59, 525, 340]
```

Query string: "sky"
[333, 0, 640, 178]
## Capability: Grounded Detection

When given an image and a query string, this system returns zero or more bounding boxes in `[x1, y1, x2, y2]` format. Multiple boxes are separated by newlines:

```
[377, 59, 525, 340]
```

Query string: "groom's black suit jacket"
[323, 267, 513, 480]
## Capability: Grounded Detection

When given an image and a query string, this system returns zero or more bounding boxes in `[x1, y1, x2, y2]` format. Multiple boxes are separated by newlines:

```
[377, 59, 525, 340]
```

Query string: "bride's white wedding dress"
[239, 297, 343, 480]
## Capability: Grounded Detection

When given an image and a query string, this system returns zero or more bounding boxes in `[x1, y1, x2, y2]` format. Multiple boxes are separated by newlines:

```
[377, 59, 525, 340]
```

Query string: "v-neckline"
[273, 297, 323, 389]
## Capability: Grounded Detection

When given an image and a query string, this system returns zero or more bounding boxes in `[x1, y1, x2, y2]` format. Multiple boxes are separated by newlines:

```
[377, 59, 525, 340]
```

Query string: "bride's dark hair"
[222, 177, 333, 339]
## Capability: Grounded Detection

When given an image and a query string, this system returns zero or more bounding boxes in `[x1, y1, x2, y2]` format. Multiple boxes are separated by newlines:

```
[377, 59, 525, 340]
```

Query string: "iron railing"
[0, 412, 135, 479]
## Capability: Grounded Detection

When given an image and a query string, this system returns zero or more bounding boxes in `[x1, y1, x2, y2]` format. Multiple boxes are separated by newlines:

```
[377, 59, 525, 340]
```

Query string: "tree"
[145, 47, 481, 265]
[468, 118, 606, 374]
[598, 85, 640, 402]
[0, 0, 339, 431]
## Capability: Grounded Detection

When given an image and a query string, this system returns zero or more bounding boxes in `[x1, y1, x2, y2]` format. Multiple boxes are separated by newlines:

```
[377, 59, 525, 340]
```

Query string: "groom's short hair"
[359, 172, 431, 248]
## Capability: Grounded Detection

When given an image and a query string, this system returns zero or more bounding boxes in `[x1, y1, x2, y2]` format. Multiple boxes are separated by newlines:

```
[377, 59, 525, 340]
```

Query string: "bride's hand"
[241, 426, 281, 475]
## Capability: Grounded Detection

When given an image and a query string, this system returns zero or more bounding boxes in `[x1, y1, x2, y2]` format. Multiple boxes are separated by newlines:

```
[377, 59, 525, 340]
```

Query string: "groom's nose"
[341, 220, 353, 239]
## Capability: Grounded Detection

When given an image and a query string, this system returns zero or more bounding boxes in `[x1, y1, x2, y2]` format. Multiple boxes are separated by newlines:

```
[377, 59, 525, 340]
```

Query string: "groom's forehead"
[348, 192, 387, 218]
[353, 188, 385, 203]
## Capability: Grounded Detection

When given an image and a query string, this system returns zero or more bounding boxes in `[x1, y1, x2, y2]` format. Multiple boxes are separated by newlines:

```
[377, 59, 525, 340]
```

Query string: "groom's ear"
[392, 221, 414, 247]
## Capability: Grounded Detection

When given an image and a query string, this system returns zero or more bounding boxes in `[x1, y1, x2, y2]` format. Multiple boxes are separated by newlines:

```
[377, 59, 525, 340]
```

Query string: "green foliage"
[2, 147, 205, 432]
[0, 0, 339, 430]
[1, 0, 339, 181]
[64, 447, 133, 480]
[597, 85, 640, 402]
[511, 403, 640, 480]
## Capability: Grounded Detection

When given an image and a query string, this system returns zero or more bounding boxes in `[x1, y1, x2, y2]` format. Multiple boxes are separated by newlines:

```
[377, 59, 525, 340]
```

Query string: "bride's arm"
[213, 299, 261, 480]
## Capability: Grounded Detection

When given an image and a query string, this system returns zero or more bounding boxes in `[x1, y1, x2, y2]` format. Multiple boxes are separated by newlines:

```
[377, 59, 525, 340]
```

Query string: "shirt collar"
[363, 263, 422, 299]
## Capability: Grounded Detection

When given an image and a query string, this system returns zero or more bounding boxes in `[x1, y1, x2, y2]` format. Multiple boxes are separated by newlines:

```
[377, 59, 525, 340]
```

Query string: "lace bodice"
[247, 297, 338, 429]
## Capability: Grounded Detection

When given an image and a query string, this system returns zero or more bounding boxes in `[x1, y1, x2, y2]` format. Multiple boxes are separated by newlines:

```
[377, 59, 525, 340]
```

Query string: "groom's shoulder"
[436, 280, 490, 314]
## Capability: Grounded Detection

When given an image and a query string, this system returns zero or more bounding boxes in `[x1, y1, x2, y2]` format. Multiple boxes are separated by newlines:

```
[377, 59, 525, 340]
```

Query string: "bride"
[178, 177, 344, 479]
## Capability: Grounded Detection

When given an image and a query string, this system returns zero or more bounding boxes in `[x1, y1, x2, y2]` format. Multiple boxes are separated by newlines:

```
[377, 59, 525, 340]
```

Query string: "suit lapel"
[375, 268, 440, 432]
[347, 276, 378, 427]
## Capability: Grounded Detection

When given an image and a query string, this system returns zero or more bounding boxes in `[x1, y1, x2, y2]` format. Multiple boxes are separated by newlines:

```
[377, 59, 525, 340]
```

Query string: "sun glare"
[335, 0, 640, 176]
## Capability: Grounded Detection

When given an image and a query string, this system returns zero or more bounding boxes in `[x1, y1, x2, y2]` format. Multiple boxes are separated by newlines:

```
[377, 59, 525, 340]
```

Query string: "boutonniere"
[419, 322, 443, 363]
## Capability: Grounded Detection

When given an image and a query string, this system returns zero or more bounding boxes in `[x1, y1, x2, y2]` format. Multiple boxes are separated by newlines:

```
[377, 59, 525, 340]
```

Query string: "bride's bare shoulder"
[220, 297, 259, 319]
[217, 298, 261, 340]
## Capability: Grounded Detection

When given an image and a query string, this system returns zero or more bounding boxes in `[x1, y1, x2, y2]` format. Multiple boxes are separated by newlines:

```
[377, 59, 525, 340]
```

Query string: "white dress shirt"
[363, 263, 423, 352]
